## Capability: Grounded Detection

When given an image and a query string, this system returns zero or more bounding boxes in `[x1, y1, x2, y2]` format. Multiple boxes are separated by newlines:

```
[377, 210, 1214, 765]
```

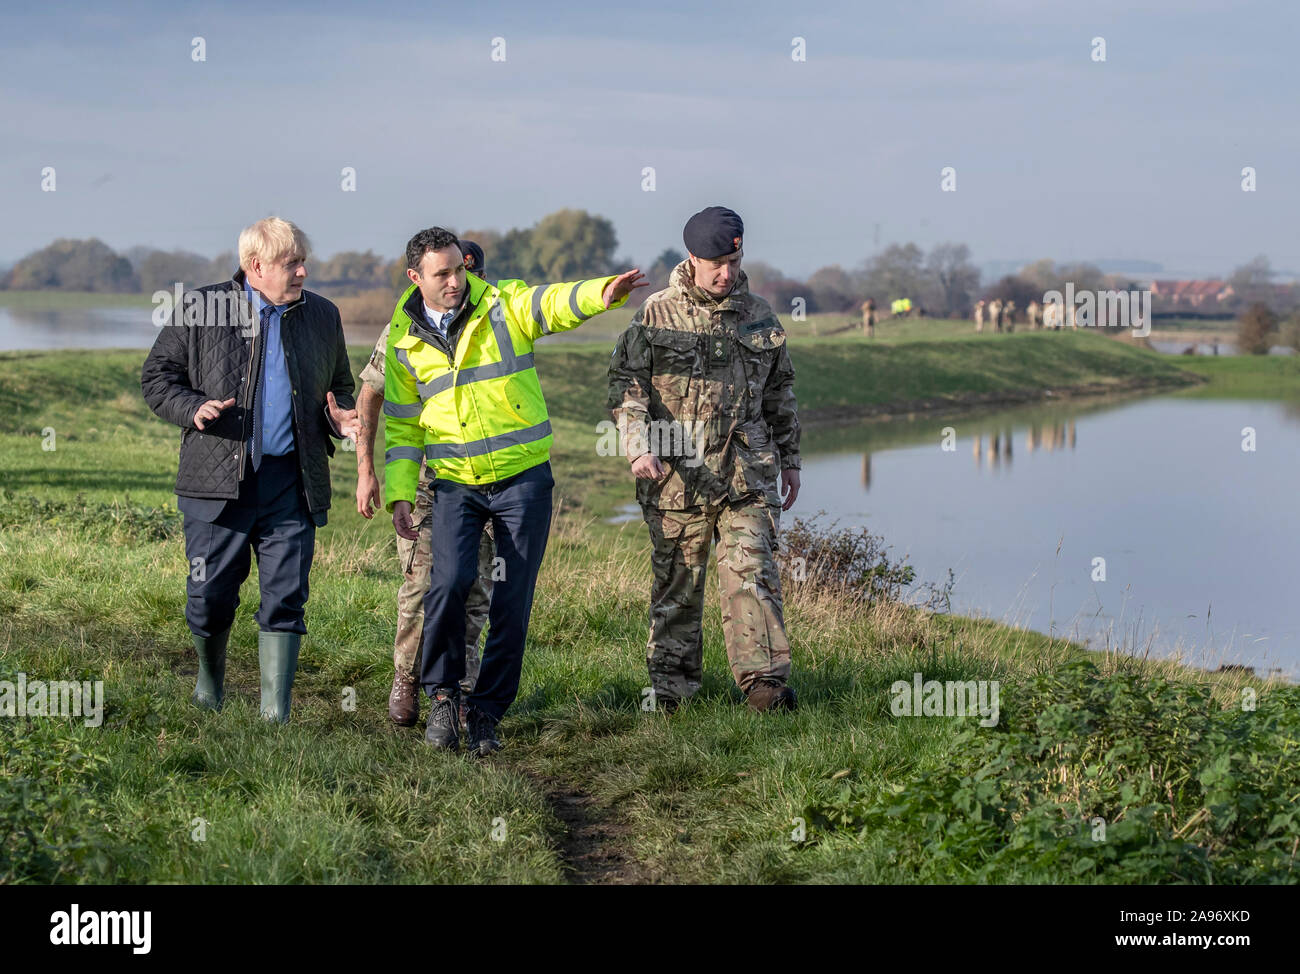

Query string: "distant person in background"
[1003, 300, 1016, 332]
[974, 299, 986, 332]
[354, 239, 497, 728]
[1026, 299, 1041, 329]
[141, 217, 360, 722]
[861, 297, 876, 338]
[987, 299, 1003, 333]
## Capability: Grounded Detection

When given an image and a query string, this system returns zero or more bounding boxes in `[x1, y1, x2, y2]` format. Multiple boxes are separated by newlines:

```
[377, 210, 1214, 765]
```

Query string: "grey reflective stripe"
[395, 346, 418, 379]
[425, 419, 553, 460]
[413, 351, 535, 401]
[395, 347, 438, 399]
[383, 400, 422, 418]
[531, 285, 551, 335]
[488, 301, 519, 365]
[568, 284, 593, 323]
[386, 446, 423, 464]
[400, 300, 534, 402]
[456, 352, 534, 386]
[424, 373, 455, 397]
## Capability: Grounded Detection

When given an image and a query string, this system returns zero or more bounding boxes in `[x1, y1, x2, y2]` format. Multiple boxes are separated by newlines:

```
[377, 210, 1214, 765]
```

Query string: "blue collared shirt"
[424, 302, 452, 342]
[247, 283, 295, 457]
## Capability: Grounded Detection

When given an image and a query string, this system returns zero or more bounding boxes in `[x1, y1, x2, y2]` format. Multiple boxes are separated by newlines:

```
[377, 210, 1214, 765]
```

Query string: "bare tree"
[925, 242, 980, 317]
[859, 243, 927, 307]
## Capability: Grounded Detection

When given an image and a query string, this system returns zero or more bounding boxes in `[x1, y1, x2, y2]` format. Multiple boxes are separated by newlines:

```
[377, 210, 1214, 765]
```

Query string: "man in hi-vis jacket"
[384, 226, 646, 755]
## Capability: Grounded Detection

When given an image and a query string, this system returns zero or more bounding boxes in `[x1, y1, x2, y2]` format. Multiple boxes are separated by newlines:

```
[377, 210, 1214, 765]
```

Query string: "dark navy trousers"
[181, 453, 316, 637]
[420, 461, 554, 721]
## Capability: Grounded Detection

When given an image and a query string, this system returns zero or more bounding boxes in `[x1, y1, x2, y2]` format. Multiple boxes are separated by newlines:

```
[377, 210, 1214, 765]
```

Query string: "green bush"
[806, 660, 1300, 883]
[0, 719, 121, 883]
[0, 492, 181, 541]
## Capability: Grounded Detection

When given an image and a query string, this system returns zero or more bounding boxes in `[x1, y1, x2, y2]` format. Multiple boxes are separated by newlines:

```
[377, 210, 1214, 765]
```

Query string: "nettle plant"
[805, 660, 1300, 883]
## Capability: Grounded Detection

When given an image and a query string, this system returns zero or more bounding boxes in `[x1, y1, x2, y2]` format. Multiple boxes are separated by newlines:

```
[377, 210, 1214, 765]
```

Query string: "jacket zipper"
[237, 295, 260, 482]
[404, 293, 477, 476]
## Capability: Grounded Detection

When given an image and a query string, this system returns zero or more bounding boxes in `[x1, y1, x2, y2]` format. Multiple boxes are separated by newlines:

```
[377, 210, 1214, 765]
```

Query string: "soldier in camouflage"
[608, 206, 801, 714]
[355, 241, 495, 728]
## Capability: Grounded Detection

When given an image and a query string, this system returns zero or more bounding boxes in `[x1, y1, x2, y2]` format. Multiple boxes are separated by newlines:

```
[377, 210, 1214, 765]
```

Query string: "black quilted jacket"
[140, 270, 356, 513]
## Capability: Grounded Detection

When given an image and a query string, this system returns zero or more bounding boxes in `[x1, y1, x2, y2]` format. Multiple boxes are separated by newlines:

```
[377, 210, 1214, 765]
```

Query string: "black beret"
[683, 206, 744, 260]
[459, 239, 485, 275]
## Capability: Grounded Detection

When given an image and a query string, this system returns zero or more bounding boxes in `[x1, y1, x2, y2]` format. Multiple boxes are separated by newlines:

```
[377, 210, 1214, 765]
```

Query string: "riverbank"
[1172, 354, 1300, 399]
[2, 339, 1296, 885]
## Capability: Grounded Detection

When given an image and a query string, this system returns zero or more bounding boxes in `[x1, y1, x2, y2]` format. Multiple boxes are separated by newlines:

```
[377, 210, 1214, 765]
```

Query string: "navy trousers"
[420, 461, 554, 721]
[181, 453, 316, 637]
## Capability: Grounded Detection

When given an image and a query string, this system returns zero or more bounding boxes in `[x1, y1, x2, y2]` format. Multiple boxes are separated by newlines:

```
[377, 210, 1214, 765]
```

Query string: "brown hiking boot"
[746, 679, 797, 713]
[388, 672, 419, 726]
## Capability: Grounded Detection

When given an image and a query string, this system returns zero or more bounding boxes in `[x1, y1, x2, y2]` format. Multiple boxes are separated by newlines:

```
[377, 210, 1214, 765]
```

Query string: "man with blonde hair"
[142, 217, 359, 722]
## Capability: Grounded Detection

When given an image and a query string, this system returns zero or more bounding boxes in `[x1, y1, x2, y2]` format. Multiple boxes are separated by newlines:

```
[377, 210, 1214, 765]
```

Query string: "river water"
[799, 395, 1300, 678]
[0, 304, 162, 351]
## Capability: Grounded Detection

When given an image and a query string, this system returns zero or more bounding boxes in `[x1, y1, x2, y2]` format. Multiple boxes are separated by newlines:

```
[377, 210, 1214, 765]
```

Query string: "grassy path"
[2, 334, 1296, 884]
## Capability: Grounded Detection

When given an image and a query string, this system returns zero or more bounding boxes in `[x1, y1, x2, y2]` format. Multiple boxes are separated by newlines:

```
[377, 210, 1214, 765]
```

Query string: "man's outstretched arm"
[504, 269, 648, 343]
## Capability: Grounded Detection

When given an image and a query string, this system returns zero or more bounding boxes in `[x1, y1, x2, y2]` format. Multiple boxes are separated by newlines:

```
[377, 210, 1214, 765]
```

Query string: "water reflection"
[800, 395, 1300, 676]
[853, 420, 1085, 489]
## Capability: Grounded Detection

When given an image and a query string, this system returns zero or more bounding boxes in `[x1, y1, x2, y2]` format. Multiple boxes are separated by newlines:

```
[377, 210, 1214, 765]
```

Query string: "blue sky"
[2, 0, 1296, 279]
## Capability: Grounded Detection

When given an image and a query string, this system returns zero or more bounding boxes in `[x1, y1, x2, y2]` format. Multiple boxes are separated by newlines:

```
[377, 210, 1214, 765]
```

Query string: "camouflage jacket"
[607, 260, 800, 510]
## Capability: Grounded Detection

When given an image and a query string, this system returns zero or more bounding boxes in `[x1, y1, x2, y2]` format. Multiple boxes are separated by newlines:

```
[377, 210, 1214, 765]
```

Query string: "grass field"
[2, 332, 1297, 884]
[1172, 354, 1300, 399]
[0, 290, 154, 310]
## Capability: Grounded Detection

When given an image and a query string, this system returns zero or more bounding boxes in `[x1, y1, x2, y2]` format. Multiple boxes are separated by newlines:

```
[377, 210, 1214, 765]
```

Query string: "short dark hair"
[405, 227, 461, 273]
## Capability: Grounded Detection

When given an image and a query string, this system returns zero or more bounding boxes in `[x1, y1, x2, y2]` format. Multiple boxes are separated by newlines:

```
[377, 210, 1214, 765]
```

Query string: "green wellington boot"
[258, 631, 301, 723]
[191, 629, 230, 710]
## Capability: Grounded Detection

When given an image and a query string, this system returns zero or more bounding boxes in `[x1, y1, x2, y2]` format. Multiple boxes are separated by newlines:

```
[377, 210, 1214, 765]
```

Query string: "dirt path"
[531, 776, 657, 885]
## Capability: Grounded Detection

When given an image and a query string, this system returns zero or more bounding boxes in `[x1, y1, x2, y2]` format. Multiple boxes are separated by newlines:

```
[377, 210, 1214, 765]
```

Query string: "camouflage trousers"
[394, 480, 495, 694]
[641, 495, 791, 704]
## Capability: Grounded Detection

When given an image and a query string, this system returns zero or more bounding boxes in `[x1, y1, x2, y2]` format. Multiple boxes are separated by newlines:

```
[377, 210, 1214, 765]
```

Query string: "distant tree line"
[750, 242, 981, 317]
[0, 209, 639, 298]
[5, 216, 1298, 329]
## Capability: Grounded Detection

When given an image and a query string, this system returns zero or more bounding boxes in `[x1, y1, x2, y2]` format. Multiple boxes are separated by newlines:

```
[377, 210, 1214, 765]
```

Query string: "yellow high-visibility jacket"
[384, 271, 626, 508]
